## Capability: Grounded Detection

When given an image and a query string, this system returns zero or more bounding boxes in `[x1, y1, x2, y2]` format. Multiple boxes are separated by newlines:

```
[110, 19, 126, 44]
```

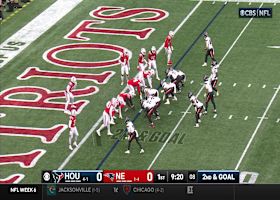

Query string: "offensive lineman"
[203, 76, 217, 114]
[66, 105, 79, 150]
[167, 68, 186, 93]
[164, 31, 174, 66]
[141, 96, 161, 128]
[125, 118, 144, 154]
[148, 46, 160, 80]
[64, 76, 77, 113]
[188, 92, 204, 128]
[119, 50, 130, 86]
[202, 32, 216, 67]
[161, 80, 177, 104]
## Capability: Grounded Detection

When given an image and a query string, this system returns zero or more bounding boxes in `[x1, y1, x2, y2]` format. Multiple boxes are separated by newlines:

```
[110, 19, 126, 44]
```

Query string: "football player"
[161, 80, 177, 104]
[64, 76, 77, 113]
[164, 30, 174, 66]
[143, 87, 159, 99]
[209, 61, 219, 96]
[117, 92, 134, 110]
[137, 48, 147, 72]
[119, 49, 130, 86]
[203, 75, 217, 114]
[65, 105, 79, 150]
[141, 96, 161, 128]
[188, 92, 204, 128]
[139, 69, 155, 89]
[148, 46, 160, 80]
[125, 118, 144, 154]
[202, 32, 216, 67]
[167, 68, 186, 93]
[96, 99, 117, 136]
[127, 78, 143, 99]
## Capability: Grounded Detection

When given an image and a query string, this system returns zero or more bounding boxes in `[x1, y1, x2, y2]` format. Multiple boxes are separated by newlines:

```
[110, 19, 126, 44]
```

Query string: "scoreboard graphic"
[41, 170, 240, 184]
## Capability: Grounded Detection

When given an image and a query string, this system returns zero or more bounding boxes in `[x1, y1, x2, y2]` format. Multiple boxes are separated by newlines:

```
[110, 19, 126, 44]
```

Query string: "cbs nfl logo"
[239, 8, 272, 18]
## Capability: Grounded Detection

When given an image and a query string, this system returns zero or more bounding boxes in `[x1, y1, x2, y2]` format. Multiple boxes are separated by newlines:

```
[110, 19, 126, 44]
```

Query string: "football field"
[0, 0, 279, 184]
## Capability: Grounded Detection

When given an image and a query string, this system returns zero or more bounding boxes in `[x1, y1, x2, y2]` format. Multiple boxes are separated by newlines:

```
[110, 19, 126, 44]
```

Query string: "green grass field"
[0, 0, 279, 184]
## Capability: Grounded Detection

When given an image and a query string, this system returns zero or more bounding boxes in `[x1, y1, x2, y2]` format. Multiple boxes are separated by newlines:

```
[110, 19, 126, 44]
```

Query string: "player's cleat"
[161, 90, 164, 93]
[203, 111, 208, 114]
[156, 116, 160, 120]
[150, 123, 155, 128]
[107, 132, 113, 136]
[110, 120, 115, 125]
[164, 99, 170, 104]
[73, 142, 78, 148]
[156, 77, 160, 80]
[194, 123, 199, 128]
[125, 150, 130, 154]
[213, 109, 217, 113]
[172, 96, 177, 101]
[204, 93, 207, 97]
[202, 62, 207, 67]
[216, 91, 219, 96]
[96, 130, 101, 136]
[69, 145, 73, 150]
[140, 149, 144, 154]
[198, 119, 201, 123]
[121, 82, 124, 86]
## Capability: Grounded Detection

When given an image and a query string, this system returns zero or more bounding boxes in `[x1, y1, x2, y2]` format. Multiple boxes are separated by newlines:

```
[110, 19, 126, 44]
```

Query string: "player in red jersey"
[148, 46, 160, 80]
[164, 30, 174, 66]
[137, 48, 147, 72]
[64, 76, 77, 113]
[119, 49, 130, 86]
[96, 98, 117, 136]
[117, 92, 134, 111]
[127, 78, 143, 99]
[65, 105, 79, 150]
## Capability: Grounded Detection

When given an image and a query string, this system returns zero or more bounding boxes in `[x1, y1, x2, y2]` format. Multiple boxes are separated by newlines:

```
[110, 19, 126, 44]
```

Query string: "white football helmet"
[71, 76, 76, 83]
[151, 46, 156, 52]
[141, 48, 146, 55]
[169, 30, 174, 38]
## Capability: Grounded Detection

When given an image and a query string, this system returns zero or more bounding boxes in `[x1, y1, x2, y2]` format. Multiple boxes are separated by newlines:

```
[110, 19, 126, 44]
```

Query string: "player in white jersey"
[202, 32, 216, 67]
[124, 118, 144, 154]
[188, 92, 204, 128]
[141, 96, 161, 128]
[210, 61, 219, 96]
[167, 68, 186, 93]
[203, 76, 217, 114]
[65, 105, 79, 150]
[161, 80, 177, 104]
[64, 76, 77, 113]
[143, 87, 159, 99]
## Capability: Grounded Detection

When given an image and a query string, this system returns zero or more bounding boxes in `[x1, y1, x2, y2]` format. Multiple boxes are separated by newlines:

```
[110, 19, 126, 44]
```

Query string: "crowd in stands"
[0, 0, 31, 20]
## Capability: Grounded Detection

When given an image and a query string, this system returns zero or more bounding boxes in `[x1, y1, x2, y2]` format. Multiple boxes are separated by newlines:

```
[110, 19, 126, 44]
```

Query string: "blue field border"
[96, 2, 227, 170]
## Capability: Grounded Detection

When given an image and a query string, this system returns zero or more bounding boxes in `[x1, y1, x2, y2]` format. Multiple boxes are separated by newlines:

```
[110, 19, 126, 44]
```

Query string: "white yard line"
[235, 85, 280, 170]
[0, 0, 83, 68]
[58, 0, 204, 170]
[148, 4, 262, 169]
